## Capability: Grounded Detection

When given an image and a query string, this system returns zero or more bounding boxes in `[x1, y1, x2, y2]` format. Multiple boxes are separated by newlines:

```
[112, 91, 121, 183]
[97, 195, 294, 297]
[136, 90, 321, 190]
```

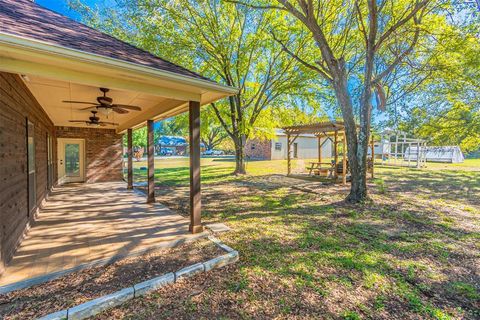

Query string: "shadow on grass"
[378, 168, 480, 206]
[130, 161, 478, 317]
[218, 197, 478, 319]
[151, 169, 479, 319]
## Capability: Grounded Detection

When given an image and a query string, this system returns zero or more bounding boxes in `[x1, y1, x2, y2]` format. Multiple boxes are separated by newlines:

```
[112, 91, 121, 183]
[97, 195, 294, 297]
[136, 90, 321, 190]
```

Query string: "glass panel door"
[57, 138, 85, 184]
[65, 143, 80, 177]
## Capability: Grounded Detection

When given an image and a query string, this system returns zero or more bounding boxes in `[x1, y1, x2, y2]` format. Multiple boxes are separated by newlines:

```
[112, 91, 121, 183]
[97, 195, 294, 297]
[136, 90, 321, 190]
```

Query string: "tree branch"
[210, 103, 234, 139]
[374, 0, 429, 51]
[270, 31, 333, 82]
[373, 22, 421, 83]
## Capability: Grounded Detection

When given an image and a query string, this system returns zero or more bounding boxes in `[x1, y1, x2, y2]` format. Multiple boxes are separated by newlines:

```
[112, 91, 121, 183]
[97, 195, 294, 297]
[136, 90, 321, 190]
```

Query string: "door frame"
[57, 138, 85, 184]
[27, 119, 36, 216]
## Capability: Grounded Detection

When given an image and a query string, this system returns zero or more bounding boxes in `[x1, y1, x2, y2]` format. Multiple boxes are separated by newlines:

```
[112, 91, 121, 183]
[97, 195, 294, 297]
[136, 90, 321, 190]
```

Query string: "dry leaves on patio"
[0, 239, 223, 319]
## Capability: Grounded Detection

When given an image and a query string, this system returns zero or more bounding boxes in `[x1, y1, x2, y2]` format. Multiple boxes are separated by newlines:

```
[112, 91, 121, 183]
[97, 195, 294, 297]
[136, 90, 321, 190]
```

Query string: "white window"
[275, 142, 282, 151]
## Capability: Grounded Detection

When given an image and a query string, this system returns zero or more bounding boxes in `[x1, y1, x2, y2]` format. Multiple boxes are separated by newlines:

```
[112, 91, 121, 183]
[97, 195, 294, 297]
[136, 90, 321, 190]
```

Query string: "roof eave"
[0, 32, 239, 96]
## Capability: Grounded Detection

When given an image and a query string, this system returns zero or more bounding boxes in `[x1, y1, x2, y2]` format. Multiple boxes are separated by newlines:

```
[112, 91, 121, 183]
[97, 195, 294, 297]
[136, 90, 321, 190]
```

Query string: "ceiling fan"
[69, 111, 119, 127]
[63, 88, 142, 115]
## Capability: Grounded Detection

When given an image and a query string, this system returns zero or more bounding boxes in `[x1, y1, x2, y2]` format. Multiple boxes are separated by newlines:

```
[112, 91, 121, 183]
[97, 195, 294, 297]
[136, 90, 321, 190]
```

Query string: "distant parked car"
[160, 148, 174, 156]
[203, 149, 224, 156]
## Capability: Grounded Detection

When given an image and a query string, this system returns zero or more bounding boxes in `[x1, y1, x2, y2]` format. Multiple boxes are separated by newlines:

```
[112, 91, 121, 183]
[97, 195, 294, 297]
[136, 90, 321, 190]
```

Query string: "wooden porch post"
[147, 120, 155, 203]
[127, 128, 133, 189]
[189, 101, 203, 234]
[342, 133, 347, 185]
[287, 134, 291, 175]
[334, 131, 338, 179]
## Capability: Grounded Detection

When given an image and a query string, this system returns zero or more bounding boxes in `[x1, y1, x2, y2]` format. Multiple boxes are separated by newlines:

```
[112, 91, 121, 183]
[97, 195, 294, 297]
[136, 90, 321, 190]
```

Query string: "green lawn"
[106, 157, 479, 319]
[127, 157, 480, 185]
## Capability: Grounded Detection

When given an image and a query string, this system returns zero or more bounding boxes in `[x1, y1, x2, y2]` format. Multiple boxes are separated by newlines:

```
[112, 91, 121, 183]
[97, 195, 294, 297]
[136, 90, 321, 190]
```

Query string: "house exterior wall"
[245, 139, 272, 160]
[0, 72, 56, 275]
[271, 135, 333, 160]
[56, 126, 124, 183]
[245, 135, 333, 160]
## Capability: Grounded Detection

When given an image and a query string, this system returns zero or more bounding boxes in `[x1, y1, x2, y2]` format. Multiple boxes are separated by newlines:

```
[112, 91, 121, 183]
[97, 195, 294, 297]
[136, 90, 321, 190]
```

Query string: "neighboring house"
[0, 0, 235, 276]
[157, 136, 188, 155]
[246, 129, 333, 160]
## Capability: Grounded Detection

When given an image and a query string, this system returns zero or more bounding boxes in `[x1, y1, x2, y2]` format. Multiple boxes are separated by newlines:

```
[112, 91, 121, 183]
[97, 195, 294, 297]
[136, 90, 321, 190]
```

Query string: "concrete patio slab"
[0, 181, 207, 291]
[205, 223, 231, 233]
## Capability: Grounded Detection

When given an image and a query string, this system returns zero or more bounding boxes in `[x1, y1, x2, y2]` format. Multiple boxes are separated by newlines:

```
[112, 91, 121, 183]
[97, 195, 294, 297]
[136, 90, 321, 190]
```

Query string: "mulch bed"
[0, 238, 223, 319]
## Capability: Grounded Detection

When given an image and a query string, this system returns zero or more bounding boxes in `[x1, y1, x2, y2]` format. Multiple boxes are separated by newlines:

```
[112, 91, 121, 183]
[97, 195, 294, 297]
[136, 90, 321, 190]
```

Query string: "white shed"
[404, 146, 464, 163]
[368, 140, 390, 158]
[270, 129, 333, 160]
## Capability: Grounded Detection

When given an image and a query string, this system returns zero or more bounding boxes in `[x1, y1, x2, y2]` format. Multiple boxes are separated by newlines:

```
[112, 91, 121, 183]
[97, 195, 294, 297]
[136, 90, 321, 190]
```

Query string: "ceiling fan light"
[99, 107, 112, 116]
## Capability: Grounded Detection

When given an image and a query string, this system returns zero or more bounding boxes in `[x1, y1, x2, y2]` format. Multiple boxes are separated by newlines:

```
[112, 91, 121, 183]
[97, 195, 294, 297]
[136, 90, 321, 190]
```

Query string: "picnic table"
[307, 162, 335, 177]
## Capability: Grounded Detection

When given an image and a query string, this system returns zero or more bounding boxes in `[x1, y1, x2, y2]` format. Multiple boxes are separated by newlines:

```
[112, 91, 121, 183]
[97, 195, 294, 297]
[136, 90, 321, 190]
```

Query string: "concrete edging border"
[37, 236, 238, 320]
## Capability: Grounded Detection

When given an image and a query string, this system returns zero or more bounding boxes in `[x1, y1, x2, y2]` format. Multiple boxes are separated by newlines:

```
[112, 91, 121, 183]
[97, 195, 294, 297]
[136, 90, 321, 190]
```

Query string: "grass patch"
[102, 157, 480, 319]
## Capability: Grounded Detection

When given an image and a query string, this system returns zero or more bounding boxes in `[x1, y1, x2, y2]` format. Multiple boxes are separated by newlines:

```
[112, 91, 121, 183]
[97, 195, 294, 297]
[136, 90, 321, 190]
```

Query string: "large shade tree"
[384, 2, 480, 153]
[71, 0, 318, 174]
[167, 107, 230, 151]
[233, 0, 439, 202]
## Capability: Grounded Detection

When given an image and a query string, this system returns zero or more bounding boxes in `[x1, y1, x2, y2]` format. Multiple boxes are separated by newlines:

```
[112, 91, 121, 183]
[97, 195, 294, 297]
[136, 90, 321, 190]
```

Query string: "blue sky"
[36, 0, 104, 20]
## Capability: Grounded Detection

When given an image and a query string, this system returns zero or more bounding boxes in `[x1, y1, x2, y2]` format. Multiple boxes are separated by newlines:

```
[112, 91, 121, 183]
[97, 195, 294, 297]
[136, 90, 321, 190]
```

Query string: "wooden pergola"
[283, 121, 375, 185]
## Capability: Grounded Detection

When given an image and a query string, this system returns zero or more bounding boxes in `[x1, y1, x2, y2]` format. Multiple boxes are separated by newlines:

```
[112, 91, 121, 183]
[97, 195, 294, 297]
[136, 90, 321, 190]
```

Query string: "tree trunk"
[332, 60, 369, 203]
[348, 108, 372, 202]
[233, 134, 246, 175]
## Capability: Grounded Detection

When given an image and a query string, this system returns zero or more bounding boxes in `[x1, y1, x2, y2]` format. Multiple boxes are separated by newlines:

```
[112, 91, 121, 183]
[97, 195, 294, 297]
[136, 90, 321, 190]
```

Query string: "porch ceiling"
[23, 75, 185, 132]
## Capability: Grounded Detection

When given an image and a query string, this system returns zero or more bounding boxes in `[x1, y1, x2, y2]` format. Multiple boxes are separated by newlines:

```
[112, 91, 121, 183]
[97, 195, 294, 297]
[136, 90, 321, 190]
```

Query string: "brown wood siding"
[0, 72, 56, 275]
[55, 126, 123, 183]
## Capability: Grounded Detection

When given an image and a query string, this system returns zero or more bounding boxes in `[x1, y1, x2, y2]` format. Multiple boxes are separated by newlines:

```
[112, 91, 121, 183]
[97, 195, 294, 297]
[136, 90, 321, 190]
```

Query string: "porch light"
[98, 106, 112, 116]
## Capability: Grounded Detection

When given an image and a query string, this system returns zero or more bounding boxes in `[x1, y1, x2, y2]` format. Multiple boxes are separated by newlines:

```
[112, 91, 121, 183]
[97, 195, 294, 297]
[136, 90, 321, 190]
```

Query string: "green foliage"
[374, 179, 387, 194]
[131, 127, 147, 148]
[157, 119, 187, 137]
[342, 310, 362, 320]
[449, 281, 480, 300]
[388, 5, 480, 153]
[70, 0, 322, 173]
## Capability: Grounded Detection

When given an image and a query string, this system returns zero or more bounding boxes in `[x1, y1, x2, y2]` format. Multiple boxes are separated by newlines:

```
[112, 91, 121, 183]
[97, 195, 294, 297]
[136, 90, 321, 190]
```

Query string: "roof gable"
[0, 0, 213, 83]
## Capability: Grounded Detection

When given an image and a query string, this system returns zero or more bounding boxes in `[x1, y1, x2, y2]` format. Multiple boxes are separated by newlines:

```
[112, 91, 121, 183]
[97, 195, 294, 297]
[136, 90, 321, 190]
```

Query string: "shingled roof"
[0, 0, 213, 82]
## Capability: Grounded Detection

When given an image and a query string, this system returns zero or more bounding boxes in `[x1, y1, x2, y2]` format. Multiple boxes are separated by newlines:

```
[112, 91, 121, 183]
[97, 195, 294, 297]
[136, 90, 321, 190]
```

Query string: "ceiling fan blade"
[80, 106, 98, 110]
[100, 121, 119, 126]
[111, 104, 142, 111]
[112, 107, 129, 114]
[69, 120, 87, 123]
[63, 100, 97, 105]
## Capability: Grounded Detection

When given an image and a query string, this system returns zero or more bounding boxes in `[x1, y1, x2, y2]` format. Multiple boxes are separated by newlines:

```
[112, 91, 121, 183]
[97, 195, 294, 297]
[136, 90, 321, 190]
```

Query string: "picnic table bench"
[307, 162, 335, 177]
